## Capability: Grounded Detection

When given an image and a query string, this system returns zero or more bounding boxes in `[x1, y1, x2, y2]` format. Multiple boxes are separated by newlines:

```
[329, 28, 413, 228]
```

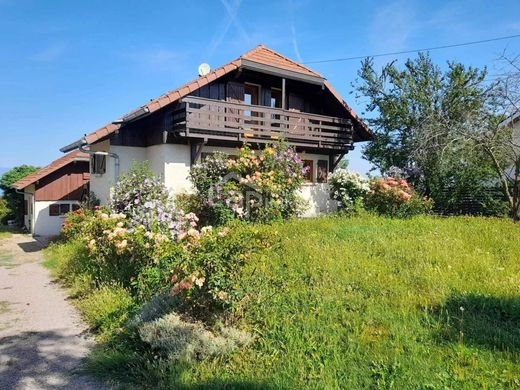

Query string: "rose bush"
[189, 142, 307, 224]
[328, 168, 370, 212]
[365, 177, 433, 217]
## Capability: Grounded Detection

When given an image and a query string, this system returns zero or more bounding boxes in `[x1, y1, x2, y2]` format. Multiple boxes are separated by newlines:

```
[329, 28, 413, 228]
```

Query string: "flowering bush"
[109, 162, 196, 241]
[61, 208, 93, 240]
[189, 142, 307, 224]
[328, 168, 370, 212]
[364, 177, 433, 217]
[135, 222, 275, 319]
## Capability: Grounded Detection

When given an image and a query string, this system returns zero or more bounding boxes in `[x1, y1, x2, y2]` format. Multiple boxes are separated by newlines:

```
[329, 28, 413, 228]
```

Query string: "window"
[244, 83, 260, 106]
[49, 204, 60, 216]
[60, 204, 71, 215]
[244, 83, 260, 121]
[317, 160, 329, 183]
[91, 154, 106, 175]
[49, 203, 70, 216]
[72, 204, 81, 212]
[303, 160, 314, 183]
[24, 200, 28, 216]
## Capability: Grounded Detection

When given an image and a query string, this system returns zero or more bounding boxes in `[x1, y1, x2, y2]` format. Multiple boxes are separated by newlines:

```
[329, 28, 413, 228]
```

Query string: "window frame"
[91, 154, 107, 175]
[303, 160, 314, 183]
[317, 160, 329, 183]
[49, 203, 71, 217]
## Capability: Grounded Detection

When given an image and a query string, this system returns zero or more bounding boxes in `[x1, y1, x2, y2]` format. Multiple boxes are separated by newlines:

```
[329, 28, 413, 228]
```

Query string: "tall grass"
[173, 216, 520, 388]
[47, 215, 520, 388]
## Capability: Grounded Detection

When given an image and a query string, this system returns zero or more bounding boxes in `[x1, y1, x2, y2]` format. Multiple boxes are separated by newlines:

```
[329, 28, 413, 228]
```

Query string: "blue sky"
[1, 0, 520, 175]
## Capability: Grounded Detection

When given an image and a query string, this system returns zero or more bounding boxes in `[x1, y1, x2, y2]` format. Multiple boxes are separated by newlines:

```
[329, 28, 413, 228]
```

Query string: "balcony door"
[244, 83, 261, 130]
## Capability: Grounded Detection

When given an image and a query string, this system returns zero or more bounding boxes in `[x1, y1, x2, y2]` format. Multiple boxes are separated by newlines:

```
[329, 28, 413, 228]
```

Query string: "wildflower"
[201, 226, 213, 234]
[187, 228, 200, 239]
[194, 277, 205, 287]
[217, 291, 229, 300]
[171, 284, 181, 295]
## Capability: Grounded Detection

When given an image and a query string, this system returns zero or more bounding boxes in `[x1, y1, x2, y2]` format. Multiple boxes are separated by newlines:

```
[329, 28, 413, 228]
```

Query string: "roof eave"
[240, 58, 324, 85]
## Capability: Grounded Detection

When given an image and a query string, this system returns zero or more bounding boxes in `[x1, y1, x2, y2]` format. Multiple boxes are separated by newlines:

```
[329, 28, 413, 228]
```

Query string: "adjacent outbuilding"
[12, 150, 90, 237]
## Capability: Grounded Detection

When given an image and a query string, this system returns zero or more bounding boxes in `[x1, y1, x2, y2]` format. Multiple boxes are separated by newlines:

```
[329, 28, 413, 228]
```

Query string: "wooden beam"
[190, 139, 207, 166]
[281, 78, 286, 110]
[331, 153, 346, 171]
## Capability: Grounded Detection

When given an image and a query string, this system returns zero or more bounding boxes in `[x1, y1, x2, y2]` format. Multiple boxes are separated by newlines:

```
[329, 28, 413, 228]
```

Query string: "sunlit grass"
[174, 215, 520, 388]
[51, 215, 520, 388]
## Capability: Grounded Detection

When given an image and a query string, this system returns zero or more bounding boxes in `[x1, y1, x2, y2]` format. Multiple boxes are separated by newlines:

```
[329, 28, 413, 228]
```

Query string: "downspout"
[78, 137, 120, 182]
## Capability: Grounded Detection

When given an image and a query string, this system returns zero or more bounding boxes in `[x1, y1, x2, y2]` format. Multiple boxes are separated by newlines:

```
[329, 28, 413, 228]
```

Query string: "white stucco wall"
[299, 184, 338, 217]
[147, 144, 191, 195]
[89, 141, 148, 204]
[32, 200, 80, 237]
[88, 141, 338, 217]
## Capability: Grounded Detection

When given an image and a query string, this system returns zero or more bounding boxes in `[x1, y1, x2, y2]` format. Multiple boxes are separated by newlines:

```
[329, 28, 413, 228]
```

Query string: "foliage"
[109, 162, 196, 240]
[364, 177, 433, 217]
[77, 285, 135, 338]
[189, 142, 307, 224]
[0, 197, 10, 224]
[46, 215, 520, 388]
[327, 168, 370, 212]
[0, 165, 39, 224]
[61, 208, 93, 240]
[164, 223, 275, 320]
[354, 53, 506, 216]
[138, 312, 253, 363]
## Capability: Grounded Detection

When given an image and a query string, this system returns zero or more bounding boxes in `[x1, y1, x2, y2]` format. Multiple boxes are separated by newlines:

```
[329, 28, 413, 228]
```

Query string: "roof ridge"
[251, 45, 322, 77]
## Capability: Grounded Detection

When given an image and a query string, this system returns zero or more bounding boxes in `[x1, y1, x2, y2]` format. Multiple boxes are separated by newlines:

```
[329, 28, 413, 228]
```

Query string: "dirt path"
[0, 234, 105, 390]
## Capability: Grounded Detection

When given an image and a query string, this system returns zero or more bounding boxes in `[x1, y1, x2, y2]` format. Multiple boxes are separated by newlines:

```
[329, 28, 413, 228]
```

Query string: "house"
[501, 111, 520, 146]
[60, 45, 371, 216]
[12, 150, 90, 236]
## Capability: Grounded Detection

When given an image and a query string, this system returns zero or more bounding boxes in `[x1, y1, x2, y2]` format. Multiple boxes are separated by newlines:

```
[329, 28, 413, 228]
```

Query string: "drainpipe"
[78, 138, 120, 181]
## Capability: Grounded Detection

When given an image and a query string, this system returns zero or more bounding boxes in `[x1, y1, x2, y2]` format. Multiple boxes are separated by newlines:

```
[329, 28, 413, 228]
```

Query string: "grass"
[50, 215, 520, 388]
[0, 225, 23, 239]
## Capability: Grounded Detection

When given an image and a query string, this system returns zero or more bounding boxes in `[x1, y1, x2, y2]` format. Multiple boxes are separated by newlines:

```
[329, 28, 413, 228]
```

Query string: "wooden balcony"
[174, 96, 354, 151]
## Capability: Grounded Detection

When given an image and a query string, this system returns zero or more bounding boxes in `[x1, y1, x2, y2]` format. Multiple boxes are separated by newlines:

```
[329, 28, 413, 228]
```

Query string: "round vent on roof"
[198, 63, 211, 77]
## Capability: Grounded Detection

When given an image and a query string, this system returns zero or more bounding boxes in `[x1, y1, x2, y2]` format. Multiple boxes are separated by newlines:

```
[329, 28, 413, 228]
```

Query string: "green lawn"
[69, 215, 520, 388]
[152, 215, 520, 389]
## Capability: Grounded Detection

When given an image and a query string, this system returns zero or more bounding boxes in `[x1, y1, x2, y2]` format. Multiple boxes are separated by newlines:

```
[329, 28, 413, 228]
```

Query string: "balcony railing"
[177, 96, 353, 150]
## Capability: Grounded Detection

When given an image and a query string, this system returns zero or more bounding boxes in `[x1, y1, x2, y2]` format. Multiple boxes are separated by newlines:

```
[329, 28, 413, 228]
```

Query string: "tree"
[354, 53, 506, 214]
[0, 197, 10, 224]
[443, 53, 520, 220]
[0, 165, 39, 224]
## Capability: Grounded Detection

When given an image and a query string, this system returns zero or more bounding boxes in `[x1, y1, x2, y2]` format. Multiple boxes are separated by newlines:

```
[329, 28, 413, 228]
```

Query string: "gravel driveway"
[0, 233, 105, 390]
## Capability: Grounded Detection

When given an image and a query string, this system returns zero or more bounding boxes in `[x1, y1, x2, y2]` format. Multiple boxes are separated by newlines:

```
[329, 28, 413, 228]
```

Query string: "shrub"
[138, 312, 252, 363]
[61, 208, 93, 240]
[109, 162, 196, 240]
[328, 168, 370, 212]
[164, 223, 276, 320]
[365, 177, 433, 217]
[78, 285, 135, 336]
[80, 210, 183, 290]
[0, 197, 10, 224]
[189, 142, 307, 224]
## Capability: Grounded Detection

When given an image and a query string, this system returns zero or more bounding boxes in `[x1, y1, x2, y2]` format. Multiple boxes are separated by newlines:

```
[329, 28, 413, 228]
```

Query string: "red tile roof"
[77, 45, 370, 146]
[13, 150, 89, 190]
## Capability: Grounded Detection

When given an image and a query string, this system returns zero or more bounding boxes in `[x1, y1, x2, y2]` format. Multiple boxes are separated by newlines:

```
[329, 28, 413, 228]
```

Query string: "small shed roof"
[13, 150, 89, 190]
